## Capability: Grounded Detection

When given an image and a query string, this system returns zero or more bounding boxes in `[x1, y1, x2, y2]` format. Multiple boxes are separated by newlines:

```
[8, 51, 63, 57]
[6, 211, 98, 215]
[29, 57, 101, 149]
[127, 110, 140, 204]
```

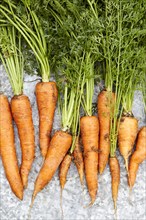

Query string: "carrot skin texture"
[80, 116, 99, 205]
[128, 126, 146, 188]
[98, 91, 115, 174]
[109, 157, 120, 210]
[59, 154, 72, 190]
[35, 82, 58, 158]
[33, 131, 72, 199]
[0, 94, 23, 200]
[118, 116, 138, 172]
[11, 95, 35, 188]
[73, 137, 84, 185]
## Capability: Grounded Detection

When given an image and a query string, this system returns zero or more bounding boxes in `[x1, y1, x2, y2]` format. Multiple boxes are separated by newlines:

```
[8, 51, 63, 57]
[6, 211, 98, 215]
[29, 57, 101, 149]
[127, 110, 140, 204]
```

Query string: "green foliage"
[0, 0, 50, 81]
[87, 0, 146, 156]
[47, 1, 103, 117]
[0, 26, 24, 95]
[0, 0, 145, 150]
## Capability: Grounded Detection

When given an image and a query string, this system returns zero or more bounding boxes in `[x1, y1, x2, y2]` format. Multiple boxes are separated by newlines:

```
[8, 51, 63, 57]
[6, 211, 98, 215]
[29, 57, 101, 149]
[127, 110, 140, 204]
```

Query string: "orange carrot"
[80, 116, 99, 205]
[11, 95, 35, 188]
[128, 126, 146, 189]
[118, 116, 138, 172]
[35, 82, 58, 158]
[59, 153, 72, 219]
[0, 94, 23, 200]
[73, 136, 84, 185]
[98, 90, 115, 174]
[59, 154, 72, 190]
[109, 156, 120, 211]
[32, 131, 72, 202]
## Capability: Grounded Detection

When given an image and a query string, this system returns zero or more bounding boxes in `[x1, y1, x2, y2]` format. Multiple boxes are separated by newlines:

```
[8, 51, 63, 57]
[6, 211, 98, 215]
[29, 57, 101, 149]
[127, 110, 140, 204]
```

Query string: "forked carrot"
[32, 131, 72, 202]
[11, 95, 35, 188]
[0, 94, 23, 200]
[118, 116, 138, 173]
[35, 82, 58, 158]
[98, 90, 115, 174]
[80, 116, 99, 205]
[128, 126, 146, 189]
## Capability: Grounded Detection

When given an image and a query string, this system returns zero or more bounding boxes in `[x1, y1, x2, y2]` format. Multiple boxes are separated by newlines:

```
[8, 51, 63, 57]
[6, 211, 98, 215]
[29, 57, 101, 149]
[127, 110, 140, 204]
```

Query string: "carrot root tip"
[30, 194, 36, 209]
[83, 199, 95, 208]
[99, 167, 104, 175]
[113, 199, 118, 220]
[128, 186, 133, 205]
[114, 200, 117, 213]
[124, 158, 129, 175]
[60, 189, 64, 220]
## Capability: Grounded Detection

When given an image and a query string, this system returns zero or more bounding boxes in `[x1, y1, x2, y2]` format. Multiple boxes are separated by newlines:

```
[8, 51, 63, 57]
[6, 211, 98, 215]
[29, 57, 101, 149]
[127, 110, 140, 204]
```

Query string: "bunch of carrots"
[0, 0, 146, 216]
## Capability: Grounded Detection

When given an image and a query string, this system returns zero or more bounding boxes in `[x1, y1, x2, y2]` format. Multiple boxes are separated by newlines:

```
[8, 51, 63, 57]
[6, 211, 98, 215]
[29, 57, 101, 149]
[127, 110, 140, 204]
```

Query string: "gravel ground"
[0, 65, 146, 220]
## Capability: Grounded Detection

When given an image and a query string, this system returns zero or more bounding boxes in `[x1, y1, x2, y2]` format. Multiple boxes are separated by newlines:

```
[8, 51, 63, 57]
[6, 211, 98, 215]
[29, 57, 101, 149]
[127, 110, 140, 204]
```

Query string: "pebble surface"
[0, 65, 146, 220]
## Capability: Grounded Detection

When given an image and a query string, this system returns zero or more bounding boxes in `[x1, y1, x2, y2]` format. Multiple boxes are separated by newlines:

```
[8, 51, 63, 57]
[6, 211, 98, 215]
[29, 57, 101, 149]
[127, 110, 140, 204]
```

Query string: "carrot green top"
[0, 0, 50, 82]
[47, 1, 101, 151]
[0, 26, 23, 95]
[87, 0, 146, 157]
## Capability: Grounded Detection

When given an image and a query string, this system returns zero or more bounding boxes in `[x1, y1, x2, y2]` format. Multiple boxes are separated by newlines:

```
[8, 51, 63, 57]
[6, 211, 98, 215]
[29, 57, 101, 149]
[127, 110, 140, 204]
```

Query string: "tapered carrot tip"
[114, 199, 117, 213]
[60, 182, 65, 191]
[99, 166, 104, 175]
[21, 176, 28, 189]
[84, 198, 95, 208]
[30, 194, 36, 208]
[17, 191, 23, 201]
[114, 199, 118, 220]
[80, 175, 84, 186]
[124, 157, 129, 175]
[128, 187, 133, 205]
[129, 186, 133, 195]
[60, 189, 64, 220]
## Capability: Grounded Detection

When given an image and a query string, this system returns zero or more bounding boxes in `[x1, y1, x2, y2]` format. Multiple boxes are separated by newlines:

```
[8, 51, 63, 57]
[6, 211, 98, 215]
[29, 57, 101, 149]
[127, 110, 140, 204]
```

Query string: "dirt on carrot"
[80, 116, 99, 205]
[11, 94, 35, 188]
[98, 90, 115, 174]
[118, 116, 138, 173]
[32, 131, 72, 202]
[59, 154, 72, 190]
[35, 82, 58, 158]
[0, 94, 23, 200]
[128, 126, 146, 189]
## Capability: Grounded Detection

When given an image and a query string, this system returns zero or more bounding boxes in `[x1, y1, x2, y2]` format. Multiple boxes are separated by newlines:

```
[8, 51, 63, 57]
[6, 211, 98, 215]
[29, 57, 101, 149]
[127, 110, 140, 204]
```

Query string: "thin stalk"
[62, 89, 75, 131]
[0, 3, 50, 81]
[110, 1, 122, 157]
[0, 26, 23, 95]
[81, 53, 95, 116]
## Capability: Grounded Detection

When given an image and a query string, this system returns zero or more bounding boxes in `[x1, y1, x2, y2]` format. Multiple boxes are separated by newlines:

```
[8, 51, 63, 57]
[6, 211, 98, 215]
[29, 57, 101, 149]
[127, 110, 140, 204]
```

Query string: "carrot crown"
[0, 26, 23, 95]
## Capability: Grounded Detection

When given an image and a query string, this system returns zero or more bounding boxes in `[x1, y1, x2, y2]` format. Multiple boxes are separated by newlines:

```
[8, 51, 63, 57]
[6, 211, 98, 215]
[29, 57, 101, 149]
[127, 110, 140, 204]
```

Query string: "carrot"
[11, 95, 35, 188]
[59, 153, 72, 219]
[73, 136, 84, 185]
[128, 126, 146, 189]
[0, 94, 23, 200]
[35, 82, 58, 158]
[118, 116, 138, 172]
[59, 154, 72, 190]
[109, 157, 120, 211]
[80, 116, 99, 205]
[32, 131, 72, 202]
[98, 90, 115, 174]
